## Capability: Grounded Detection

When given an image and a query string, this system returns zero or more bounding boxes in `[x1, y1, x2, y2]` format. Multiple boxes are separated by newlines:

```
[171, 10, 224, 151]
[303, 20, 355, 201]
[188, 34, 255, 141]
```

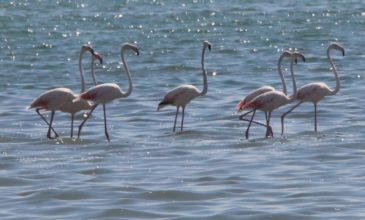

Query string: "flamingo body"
[28, 88, 76, 111]
[236, 86, 275, 111]
[244, 90, 291, 112]
[80, 83, 124, 104]
[296, 82, 332, 103]
[157, 85, 200, 111]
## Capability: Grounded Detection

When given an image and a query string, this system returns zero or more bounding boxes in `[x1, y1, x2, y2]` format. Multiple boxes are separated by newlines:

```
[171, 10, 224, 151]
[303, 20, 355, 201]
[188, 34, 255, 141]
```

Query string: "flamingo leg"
[36, 109, 58, 137]
[70, 113, 74, 138]
[314, 102, 318, 132]
[103, 104, 110, 142]
[239, 118, 273, 135]
[238, 110, 254, 121]
[47, 110, 57, 139]
[78, 104, 98, 139]
[245, 109, 256, 139]
[172, 106, 180, 132]
[181, 106, 185, 132]
[281, 101, 303, 135]
[266, 111, 273, 138]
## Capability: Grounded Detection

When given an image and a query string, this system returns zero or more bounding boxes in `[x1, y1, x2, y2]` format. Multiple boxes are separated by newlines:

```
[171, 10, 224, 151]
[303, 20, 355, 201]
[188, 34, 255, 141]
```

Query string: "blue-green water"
[1, 1, 365, 219]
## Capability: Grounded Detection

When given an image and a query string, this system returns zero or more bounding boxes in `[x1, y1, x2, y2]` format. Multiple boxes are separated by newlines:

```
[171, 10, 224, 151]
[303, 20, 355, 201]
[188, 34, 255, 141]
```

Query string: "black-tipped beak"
[208, 45, 211, 51]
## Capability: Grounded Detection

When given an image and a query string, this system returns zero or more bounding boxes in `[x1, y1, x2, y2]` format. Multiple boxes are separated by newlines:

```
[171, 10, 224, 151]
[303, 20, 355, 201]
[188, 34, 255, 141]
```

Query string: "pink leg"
[172, 106, 180, 132]
[181, 105, 185, 132]
[47, 110, 57, 139]
[281, 101, 303, 135]
[245, 109, 256, 139]
[314, 102, 318, 132]
[36, 109, 58, 137]
[70, 113, 74, 138]
[103, 104, 110, 142]
[78, 104, 98, 139]
[266, 111, 273, 138]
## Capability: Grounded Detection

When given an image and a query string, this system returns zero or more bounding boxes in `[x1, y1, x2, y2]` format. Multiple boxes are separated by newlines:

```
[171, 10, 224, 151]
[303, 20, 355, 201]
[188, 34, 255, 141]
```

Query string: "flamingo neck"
[200, 46, 208, 96]
[90, 56, 97, 86]
[79, 50, 86, 93]
[289, 56, 297, 99]
[327, 47, 340, 95]
[120, 47, 133, 98]
[277, 55, 288, 95]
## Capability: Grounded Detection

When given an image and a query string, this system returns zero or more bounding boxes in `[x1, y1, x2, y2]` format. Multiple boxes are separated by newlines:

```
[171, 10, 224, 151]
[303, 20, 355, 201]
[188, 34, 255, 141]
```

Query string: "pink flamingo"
[157, 41, 211, 132]
[59, 52, 103, 137]
[236, 50, 293, 132]
[76, 43, 139, 141]
[239, 52, 305, 139]
[281, 43, 345, 134]
[27, 44, 97, 139]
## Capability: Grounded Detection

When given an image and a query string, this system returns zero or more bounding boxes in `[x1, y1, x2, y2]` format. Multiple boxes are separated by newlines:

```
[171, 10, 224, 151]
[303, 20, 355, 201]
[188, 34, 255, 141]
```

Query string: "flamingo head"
[81, 44, 95, 55]
[93, 52, 103, 64]
[122, 43, 140, 56]
[203, 40, 212, 51]
[293, 51, 305, 64]
[329, 42, 345, 56]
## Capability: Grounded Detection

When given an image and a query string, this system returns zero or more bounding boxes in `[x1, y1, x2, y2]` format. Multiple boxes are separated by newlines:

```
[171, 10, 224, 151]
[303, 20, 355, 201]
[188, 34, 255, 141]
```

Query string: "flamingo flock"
[28, 41, 345, 141]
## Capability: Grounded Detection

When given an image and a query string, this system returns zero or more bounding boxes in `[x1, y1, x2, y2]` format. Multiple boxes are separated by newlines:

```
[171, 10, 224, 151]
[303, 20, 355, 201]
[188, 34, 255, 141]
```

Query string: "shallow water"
[1, 0, 365, 219]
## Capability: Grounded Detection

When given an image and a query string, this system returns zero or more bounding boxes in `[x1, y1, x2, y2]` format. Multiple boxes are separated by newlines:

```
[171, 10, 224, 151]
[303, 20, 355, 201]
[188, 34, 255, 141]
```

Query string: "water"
[1, 0, 365, 219]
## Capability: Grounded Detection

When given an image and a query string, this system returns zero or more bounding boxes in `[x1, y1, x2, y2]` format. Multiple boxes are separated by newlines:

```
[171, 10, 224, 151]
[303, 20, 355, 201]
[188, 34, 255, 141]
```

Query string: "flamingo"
[157, 41, 211, 132]
[239, 51, 305, 139]
[236, 50, 293, 133]
[281, 43, 345, 134]
[27, 44, 96, 139]
[58, 52, 103, 138]
[76, 43, 139, 142]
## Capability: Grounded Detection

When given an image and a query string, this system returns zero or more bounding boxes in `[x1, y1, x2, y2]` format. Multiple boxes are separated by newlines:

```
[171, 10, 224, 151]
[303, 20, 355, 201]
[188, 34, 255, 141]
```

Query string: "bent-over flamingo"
[281, 43, 345, 134]
[76, 43, 139, 141]
[157, 41, 211, 132]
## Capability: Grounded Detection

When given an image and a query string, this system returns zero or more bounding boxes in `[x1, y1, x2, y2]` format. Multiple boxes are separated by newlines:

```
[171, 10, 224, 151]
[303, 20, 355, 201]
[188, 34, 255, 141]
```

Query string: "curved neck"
[277, 55, 288, 95]
[79, 50, 86, 93]
[200, 46, 208, 96]
[289, 56, 297, 99]
[120, 47, 133, 98]
[327, 48, 340, 95]
[90, 57, 97, 86]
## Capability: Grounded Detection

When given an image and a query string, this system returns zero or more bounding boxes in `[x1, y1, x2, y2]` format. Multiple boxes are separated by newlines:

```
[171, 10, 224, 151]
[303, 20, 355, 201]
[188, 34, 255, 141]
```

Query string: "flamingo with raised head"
[59, 52, 103, 138]
[157, 41, 211, 132]
[27, 44, 96, 139]
[281, 43, 345, 134]
[76, 43, 139, 142]
[236, 50, 293, 132]
[239, 51, 305, 139]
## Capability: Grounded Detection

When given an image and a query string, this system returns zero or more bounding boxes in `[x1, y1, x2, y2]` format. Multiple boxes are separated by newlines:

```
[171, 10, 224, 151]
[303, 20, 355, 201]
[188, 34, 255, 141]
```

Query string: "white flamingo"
[27, 44, 97, 139]
[157, 41, 211, 132]
[236, 50, 293, 133]
[76, 43, 139, 141]
[281, 43, 345, 134]
[239, 52, 305, 138]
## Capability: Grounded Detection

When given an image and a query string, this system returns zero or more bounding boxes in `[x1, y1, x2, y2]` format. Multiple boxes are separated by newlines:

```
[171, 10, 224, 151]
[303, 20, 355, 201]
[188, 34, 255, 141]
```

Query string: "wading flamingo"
[281, 43, 345, 134]
[27, 44, 96, 139]
[236, 50, 293, 132]
[157, 41, 211, 132]
[76, 43, 139, 142]
[239, 52, 305, 139]
[59, 52, 103, 138]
